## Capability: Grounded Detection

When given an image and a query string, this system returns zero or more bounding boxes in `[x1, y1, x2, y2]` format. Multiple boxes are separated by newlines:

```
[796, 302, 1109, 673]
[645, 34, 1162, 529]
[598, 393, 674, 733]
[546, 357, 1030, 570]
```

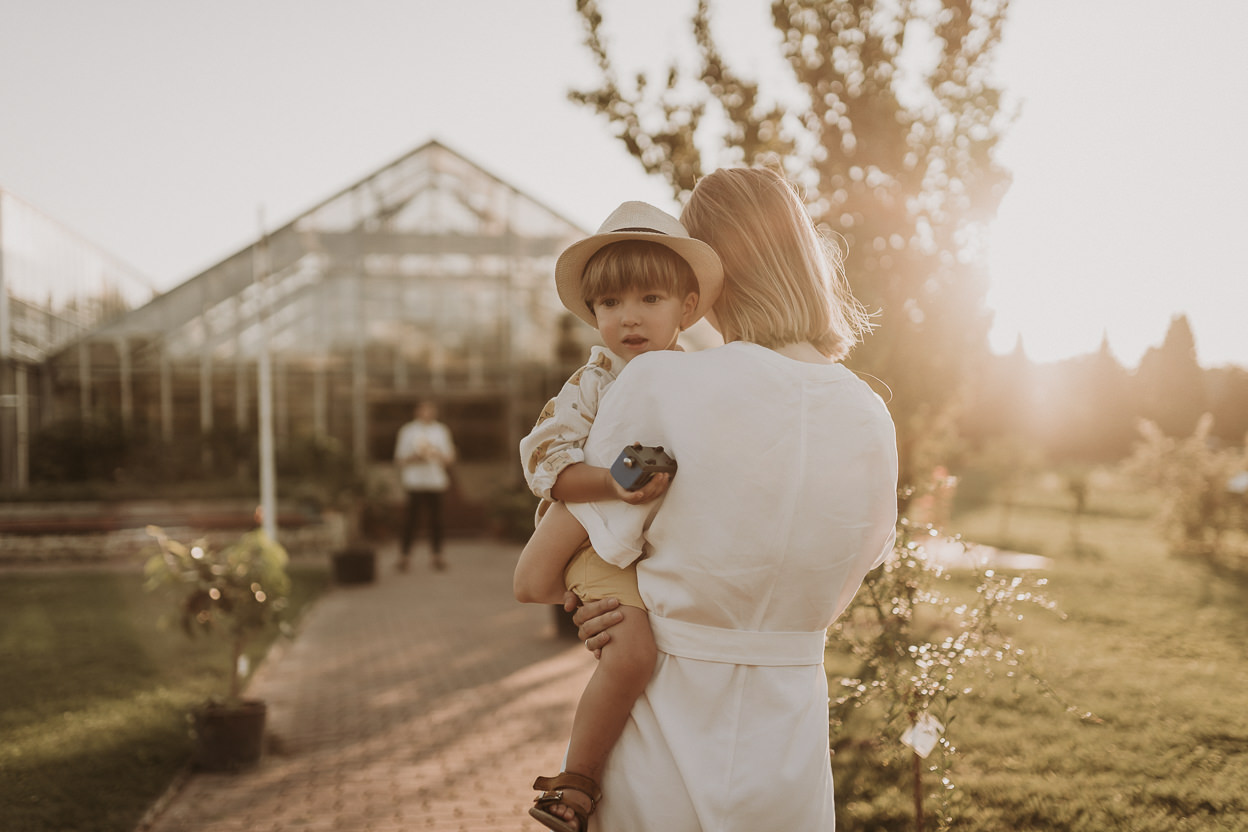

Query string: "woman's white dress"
[566, 341, 898, 832]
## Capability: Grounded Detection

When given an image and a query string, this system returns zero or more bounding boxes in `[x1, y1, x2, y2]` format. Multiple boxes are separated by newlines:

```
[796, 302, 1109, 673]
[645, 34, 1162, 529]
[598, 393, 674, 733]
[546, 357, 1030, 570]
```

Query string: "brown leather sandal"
[530, 771, 601, 832]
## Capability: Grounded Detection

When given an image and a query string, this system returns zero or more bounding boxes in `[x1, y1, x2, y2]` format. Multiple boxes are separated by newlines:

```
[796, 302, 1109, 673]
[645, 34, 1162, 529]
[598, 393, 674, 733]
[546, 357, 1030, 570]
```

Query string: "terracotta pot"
[193, 699, 267, 771]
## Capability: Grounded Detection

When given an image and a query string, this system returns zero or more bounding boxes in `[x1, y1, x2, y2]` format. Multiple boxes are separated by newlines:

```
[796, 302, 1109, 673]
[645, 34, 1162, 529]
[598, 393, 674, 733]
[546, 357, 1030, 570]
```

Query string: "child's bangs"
[580, 241, 697, 303]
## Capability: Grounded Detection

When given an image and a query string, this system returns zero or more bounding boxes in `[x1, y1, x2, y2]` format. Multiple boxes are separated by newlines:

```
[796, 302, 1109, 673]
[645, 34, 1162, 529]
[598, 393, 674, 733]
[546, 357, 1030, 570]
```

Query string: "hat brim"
[555, 232, 724, 328]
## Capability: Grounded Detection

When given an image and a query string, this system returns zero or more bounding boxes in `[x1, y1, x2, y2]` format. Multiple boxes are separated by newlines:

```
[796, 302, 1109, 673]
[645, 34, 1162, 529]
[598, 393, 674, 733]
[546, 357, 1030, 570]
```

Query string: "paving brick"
[139, 540, 594, 832]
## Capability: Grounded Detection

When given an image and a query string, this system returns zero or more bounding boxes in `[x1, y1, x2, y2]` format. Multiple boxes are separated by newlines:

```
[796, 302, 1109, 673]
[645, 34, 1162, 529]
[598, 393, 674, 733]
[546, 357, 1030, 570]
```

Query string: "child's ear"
[679, 293, 699, 329]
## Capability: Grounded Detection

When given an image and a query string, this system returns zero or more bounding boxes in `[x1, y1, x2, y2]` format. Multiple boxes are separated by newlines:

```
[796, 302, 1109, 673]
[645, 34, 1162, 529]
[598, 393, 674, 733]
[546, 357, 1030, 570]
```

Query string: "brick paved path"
[140, 540, 594, 832]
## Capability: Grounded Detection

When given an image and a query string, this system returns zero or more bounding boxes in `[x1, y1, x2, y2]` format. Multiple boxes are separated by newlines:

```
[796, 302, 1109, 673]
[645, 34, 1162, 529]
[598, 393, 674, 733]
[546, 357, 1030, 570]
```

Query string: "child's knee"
[600, 610, 657, 687]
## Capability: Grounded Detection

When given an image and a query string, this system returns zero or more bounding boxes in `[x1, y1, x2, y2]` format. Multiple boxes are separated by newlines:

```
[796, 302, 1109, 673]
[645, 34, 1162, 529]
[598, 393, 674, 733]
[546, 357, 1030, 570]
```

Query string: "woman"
[544, 167, 898, 831]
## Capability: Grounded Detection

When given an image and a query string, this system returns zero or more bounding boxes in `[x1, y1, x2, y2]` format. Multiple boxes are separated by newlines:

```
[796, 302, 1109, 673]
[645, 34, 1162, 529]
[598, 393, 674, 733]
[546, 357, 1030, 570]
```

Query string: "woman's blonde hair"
[579, 240, 700, 312]
[679, 167, 870, 360]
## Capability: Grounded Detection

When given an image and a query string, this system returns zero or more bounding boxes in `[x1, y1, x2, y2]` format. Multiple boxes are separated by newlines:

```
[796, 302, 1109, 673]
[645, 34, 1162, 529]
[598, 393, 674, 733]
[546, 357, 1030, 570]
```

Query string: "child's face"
[590, 286, 698, 362]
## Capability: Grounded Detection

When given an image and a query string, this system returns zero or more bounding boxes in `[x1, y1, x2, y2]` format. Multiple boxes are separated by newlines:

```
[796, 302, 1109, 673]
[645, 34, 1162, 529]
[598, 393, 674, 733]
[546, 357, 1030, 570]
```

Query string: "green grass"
[831, 477, 1248, 831]
[0, 562, 330, 832]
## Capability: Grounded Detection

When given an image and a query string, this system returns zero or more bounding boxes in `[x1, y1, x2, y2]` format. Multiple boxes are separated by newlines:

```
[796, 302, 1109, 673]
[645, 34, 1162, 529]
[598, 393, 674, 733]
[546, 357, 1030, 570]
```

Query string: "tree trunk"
[912, 750, 926, 832]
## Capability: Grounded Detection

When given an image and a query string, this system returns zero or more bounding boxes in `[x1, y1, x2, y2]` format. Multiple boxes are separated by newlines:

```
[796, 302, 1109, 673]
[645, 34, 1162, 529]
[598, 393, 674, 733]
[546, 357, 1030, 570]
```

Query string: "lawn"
[0, 559, 330, 832]
[830, 473, 1248, 831]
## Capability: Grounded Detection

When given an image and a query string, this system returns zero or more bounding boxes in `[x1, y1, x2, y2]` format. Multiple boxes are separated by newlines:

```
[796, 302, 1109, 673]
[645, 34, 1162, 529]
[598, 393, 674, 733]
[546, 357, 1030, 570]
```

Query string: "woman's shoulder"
[621, 345, 728, 378]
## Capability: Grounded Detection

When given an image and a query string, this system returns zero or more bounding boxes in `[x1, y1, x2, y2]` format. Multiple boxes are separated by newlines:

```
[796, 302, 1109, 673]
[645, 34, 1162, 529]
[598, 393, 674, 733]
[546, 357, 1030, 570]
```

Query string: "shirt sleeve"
[518, 362, 612, 500]
[563, 354, 670, 567]
[434, 423, 456, 465]
[393, 424, 411, 462]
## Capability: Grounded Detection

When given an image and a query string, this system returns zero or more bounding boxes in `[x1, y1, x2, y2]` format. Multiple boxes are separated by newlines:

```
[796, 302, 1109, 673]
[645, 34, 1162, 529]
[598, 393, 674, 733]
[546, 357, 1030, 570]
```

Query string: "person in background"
[394, 400, 456, 572]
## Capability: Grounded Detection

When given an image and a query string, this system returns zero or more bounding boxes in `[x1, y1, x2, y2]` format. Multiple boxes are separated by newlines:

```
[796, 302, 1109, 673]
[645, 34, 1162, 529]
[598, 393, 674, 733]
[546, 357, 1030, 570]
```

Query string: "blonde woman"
[542, 167, 899, 831]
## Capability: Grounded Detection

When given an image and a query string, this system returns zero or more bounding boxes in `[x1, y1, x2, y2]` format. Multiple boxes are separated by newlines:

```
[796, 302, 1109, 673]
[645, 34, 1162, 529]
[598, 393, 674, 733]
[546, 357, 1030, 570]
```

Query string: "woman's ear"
[680, 292, 700, 329]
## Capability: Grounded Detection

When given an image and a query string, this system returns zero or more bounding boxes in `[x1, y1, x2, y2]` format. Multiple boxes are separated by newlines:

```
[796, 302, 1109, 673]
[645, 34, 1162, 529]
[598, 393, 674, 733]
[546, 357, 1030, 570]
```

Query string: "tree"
[571, 0, 1015, 487]
[1038, 335, 1136, 463]
[959, 335, 1036, 447]
[1205, 365, 1248, 446]
[1134, 314, 1206, 437]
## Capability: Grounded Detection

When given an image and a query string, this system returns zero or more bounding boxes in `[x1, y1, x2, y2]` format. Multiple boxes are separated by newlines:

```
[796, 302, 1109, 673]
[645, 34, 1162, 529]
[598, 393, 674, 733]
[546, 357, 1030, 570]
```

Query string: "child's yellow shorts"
[563, 541, 647, 611]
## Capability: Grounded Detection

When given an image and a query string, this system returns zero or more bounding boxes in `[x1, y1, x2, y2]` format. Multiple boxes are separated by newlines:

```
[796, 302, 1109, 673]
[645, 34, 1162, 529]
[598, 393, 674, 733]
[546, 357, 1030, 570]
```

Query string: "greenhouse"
[0, 141, 592, 497]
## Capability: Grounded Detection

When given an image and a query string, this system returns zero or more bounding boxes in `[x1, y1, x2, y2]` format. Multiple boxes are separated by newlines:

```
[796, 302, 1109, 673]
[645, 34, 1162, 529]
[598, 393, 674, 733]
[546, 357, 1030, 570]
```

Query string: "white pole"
[15, 363, 28, 490]
[255, 208, 277, 540]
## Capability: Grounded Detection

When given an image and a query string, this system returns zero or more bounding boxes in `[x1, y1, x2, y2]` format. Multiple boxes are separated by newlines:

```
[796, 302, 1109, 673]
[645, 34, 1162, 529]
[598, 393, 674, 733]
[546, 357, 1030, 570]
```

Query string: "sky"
[1, 0, 1245, 369]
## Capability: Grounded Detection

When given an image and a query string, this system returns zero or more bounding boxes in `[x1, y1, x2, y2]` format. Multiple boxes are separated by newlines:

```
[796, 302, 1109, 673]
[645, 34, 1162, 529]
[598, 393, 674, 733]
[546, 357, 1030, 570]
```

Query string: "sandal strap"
[532, 771, 603, 806]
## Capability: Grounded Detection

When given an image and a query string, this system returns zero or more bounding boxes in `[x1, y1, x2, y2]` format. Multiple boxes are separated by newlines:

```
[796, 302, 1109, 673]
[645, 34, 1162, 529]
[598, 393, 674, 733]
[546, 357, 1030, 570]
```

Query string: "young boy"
[514, 201, 722, 832]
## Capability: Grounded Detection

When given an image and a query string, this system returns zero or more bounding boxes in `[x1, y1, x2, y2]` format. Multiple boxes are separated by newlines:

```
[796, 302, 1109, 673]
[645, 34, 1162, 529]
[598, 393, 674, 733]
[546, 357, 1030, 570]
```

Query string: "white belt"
[648, 614, 827, 667]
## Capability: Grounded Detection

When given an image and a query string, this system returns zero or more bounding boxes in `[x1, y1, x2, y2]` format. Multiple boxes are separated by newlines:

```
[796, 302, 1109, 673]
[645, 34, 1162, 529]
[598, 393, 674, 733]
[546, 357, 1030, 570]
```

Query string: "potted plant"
[328, 469, 389, 584]
[144, 524, 291, 771]
[281, 432, 379, 584]
[329, 469, 401, 586]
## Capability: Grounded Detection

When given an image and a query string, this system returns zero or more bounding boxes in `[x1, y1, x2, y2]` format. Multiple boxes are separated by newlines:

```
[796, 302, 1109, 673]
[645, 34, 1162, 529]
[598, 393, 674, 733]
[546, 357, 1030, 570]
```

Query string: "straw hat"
[555, 201, 724, 328]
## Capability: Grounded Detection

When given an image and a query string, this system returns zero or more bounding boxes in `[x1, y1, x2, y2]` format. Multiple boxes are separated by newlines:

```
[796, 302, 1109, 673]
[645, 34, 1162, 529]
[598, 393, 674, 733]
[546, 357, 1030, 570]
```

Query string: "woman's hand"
[563, 593, 624, 658]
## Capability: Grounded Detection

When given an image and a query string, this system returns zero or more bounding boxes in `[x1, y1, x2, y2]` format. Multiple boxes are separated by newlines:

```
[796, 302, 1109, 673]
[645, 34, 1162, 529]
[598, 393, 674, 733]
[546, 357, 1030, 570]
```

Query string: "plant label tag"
[900, 712, 945, 758]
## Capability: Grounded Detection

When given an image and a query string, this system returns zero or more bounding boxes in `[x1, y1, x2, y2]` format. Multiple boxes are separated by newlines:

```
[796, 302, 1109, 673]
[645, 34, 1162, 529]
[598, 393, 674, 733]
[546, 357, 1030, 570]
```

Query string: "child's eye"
[643, 294, 662, 304]
[597, 298, 618, 308]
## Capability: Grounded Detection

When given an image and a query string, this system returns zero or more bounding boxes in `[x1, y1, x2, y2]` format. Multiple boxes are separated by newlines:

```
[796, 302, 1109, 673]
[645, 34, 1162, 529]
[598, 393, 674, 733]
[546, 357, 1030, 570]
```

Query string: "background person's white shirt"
[394, 419, 455, 492]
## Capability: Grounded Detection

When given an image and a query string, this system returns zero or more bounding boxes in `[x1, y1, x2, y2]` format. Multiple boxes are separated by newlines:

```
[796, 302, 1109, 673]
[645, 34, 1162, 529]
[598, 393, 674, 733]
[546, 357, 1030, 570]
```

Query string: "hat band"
[612, 226, 668, 235]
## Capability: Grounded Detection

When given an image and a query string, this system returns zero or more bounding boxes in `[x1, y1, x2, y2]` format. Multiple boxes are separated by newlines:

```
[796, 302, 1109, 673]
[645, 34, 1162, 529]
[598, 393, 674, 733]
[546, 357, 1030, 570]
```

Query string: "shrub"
[1124, 415, 1248, 563]
[828, 518, 1095, 831]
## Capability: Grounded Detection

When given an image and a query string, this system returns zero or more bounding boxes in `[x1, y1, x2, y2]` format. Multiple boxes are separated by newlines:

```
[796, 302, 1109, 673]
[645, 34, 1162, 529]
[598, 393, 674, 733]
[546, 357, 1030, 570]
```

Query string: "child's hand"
[611, 472, 671, 504]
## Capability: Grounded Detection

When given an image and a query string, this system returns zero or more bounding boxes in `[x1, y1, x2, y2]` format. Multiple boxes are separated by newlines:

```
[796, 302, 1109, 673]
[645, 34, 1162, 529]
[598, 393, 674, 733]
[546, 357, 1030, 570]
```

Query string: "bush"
[1124, 415, 1248, 563]
[489, 482, 540, 543]
[29, 417, 130, 483]
[827, 518, 1095, 830]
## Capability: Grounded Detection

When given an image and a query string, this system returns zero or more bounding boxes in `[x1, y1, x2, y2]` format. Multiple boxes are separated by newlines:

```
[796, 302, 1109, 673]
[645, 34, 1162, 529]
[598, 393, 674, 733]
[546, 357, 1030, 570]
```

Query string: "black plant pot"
[331, 545, 376, 584]
[193, 699, 267, 771]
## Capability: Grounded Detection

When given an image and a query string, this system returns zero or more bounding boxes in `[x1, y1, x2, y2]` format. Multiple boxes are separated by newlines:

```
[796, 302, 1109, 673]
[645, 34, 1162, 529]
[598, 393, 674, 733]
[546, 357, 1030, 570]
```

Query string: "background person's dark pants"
[400, 490, 445, 560]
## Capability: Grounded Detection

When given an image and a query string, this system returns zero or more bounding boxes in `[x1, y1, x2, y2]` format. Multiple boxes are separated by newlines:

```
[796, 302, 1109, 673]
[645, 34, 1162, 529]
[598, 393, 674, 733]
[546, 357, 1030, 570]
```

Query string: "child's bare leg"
[565, 605, 657, 783]
[514, 502, 589, 604]
[536, 606, 655, 828]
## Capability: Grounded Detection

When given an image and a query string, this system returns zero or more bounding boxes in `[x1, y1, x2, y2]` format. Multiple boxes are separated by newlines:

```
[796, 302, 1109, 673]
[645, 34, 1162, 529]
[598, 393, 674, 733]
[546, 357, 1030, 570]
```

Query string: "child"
[513, 201, 723, 832]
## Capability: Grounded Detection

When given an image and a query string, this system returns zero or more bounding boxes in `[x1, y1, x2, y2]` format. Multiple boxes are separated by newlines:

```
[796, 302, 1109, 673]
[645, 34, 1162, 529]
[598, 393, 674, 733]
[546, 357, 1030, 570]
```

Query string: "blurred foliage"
[488, 481, 542, 543]
[919, 476, 1248, 832]
[1136, 314, 1207, 439]
[1205, 364, 1248, 445]
[0, 565, 329, 832]
[571, 0, 1013, 486]
[569, 5, 1248, 489]
[828, 516, 1094, 830]
[1124, 414, 1248, 566]
[956, 315, 1247, 474]
[24, 418, 363, 504]
[28, 416, 130, 483]
[143, 526, 292, 703]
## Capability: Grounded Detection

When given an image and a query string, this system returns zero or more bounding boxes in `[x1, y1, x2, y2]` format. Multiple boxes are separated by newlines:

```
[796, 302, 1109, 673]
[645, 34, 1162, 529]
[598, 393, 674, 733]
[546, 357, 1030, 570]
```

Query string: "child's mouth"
[622, 336, 647, 348]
